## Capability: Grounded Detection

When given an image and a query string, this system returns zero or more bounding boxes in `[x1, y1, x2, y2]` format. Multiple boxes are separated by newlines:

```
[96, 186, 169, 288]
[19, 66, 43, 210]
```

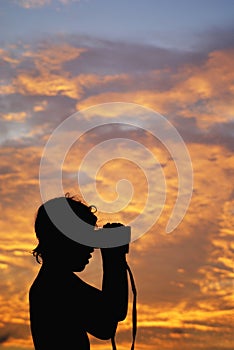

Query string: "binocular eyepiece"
[94, 224, 131, 250]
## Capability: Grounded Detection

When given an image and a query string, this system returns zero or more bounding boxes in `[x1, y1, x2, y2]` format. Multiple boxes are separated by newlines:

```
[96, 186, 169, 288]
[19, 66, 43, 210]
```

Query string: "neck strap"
[111, 262, 137, 350]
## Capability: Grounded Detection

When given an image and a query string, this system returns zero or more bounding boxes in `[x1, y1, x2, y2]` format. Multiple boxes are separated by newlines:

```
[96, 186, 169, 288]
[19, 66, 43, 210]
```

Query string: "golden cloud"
[76, 49, 234, 130]
[33, 100, 48, 112]
[13, 72, 82, 99]
[0, 84, 16, 95]
[1, 112, 28, 122]
[1, 41, 234, 350]
[0, 48, 20, 66]
[23, 44, 86, 72]
[2, 43, 233, 136]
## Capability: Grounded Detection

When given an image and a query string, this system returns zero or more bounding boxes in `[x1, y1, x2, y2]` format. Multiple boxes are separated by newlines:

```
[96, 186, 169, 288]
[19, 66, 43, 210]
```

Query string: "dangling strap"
[111, 263, 137, 350]
[126, 263, 137, 350]
[111, 335, 117, 350]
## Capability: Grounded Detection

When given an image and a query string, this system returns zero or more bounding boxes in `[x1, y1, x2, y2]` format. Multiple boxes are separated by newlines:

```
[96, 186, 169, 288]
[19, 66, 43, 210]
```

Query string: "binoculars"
[95, 224, 131, 250]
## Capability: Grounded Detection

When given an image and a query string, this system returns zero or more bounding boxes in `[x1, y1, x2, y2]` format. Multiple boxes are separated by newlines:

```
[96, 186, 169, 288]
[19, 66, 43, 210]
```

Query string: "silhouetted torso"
[30, 266, 93, 350]
[29, 256, 128, 350]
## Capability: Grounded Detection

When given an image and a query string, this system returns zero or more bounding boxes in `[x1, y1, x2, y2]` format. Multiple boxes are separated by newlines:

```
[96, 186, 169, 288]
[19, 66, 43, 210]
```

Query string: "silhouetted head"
[32, 195, 97, 271]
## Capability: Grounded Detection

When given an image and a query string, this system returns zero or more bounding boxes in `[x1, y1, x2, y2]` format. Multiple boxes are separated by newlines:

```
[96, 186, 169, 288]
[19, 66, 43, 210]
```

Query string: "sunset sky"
[0, 1, 234, 349]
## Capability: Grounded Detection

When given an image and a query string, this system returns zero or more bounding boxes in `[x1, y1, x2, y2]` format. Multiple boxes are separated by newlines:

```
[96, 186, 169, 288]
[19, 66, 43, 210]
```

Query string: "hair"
[32, 194, 97, 263]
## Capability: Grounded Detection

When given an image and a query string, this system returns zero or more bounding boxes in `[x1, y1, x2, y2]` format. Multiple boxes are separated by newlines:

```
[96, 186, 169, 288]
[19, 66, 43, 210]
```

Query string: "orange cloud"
[1, 38, 234, 349]
[77, 49, 234, 130]
[0, 84, 16, 95]
[0, 48, 20, 66]
[1, 112, 28, 122]
[0, 139, 233, 349]
[13, 72, 82, 98]
[33, 100, 48, 112]
[23, 44, 86, 72]
[3, 42, 233, 136]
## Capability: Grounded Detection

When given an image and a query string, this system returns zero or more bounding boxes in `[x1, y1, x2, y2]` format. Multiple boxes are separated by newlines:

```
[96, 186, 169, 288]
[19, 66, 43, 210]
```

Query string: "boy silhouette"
[29, 195, 129, 350]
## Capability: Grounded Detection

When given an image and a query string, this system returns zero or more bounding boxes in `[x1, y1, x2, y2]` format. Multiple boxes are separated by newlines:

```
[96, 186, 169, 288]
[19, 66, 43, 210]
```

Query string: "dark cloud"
[0, 94, 78, 148]
[1, 32, 233, 154]
[0, 94, 40, 115]
[209, 121, 234, 152]
[0, 323, 31, 344]
[0, 333, 10, 344]
[0, 165, 18, 175]
[174, 116, 234, 152]
[0, 29, 233, 350]
[63, 35, 206, 75]
[194, 26, 234, 52]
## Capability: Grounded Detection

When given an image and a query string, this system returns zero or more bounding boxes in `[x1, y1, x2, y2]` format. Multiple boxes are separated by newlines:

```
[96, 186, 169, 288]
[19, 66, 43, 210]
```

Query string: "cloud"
[0, 139, 233, 348]
[1, 112, 27, 122]
[0, 31, 233, 350]
[0, 48, 21, 67]
[22, 44, 86, 72]
[63, 37, 205, 75]
[76, 48, 234, 130]
[195, 25, 234, 52]
[1, 37, 233, 137]
[0, 333, 10, 344]
[13, 72, 82, 98]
